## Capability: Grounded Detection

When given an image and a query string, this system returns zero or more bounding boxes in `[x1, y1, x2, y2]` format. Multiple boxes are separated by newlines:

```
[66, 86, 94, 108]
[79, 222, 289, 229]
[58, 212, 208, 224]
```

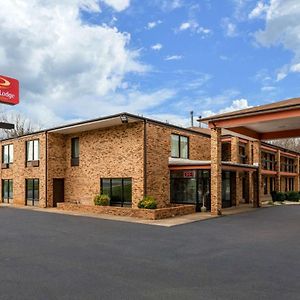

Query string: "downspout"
[143, 120, 147, 197]
[45, 131, 48, 208]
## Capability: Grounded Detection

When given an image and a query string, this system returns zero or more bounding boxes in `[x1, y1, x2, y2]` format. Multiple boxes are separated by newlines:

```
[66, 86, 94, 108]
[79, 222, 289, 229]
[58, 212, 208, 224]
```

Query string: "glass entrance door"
[222, 171, 232, 208]
[197, 170, 210, 211]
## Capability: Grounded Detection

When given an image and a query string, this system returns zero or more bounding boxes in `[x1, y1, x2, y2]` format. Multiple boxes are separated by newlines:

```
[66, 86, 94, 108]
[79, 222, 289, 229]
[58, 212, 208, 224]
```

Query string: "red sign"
[183, 171, 195, 178]
[0, 75, 19, 105]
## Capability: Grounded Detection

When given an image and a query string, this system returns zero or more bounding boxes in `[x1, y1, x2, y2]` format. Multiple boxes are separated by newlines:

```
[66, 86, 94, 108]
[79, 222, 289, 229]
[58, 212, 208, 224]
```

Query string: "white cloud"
[249, 1, 269, 19]
[202, 99, 251, 117]
[222, 18, 238, 37]
[0, 0, 159, 127]
[146, 20, 162, 30]
[160, 0, 183, 11]
[254, 0, 300, 80]
[261, 86, 276, 91]
[178, 21, 212, 36]
[151, 43, 163, 51]
[165, 55, 183, 61]
[179, 22, 191, 31]
[103, 0, 130, 11]
[290, 63, 300, 73]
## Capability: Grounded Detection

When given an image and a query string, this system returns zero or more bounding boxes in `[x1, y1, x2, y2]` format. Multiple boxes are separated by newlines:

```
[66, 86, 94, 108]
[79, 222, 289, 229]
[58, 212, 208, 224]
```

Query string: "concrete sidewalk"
[0, 203, 260, 227]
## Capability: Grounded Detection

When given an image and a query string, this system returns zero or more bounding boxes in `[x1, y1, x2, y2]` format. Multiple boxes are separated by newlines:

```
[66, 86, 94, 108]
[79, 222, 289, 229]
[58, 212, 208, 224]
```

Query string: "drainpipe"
[45, 131, 48, 208]
[143, 120, 147, 198]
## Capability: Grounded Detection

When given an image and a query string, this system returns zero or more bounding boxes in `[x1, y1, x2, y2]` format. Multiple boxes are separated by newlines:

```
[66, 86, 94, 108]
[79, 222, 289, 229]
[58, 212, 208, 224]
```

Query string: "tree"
[269, 138, 300, 153]
[0, 111, 36, 139]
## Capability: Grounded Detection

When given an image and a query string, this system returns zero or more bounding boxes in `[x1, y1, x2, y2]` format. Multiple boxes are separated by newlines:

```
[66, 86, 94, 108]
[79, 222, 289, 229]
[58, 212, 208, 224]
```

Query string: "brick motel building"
[1, 98, 300, 216]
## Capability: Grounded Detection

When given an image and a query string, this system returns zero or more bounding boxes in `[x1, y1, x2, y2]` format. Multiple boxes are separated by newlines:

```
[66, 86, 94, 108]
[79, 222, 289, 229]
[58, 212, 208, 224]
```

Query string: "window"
[171, 134, 189, 159]
[170, 170, 210, 208]
[101, 178, 132, 207]
[26, 179, 39, 206]
[239, 145, 247, 164]
[261, 152, 276, 171]
[263, 177, 268, 195]
[71, 137, 79, 166]
[2, 179, 13, 203]
[26, 140, 39, 165]
[2, 144, 13, 166]
[270, 177, 275, 193]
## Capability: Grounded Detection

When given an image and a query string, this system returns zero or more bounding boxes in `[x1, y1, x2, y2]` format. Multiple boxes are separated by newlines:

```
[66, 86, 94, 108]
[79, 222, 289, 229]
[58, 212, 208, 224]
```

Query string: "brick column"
[252, 140, 261, 207]
[211, 127, 222, 215]
[275, 150, 281, 192]
[245, 141, 253, 203]
[231, 136, 239, 163]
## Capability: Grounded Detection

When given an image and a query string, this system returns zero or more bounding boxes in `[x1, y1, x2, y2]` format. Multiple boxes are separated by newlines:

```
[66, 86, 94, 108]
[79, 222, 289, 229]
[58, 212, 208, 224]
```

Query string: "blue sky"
[1, 0, 300, 127]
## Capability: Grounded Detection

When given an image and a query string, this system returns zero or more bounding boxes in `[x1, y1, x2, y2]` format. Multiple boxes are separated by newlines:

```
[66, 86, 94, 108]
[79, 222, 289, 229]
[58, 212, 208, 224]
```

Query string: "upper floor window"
[26, 140, 39, 162]
[239, 145, 247, 164]
[171, 134, 189, 159]
[2, 144, 13, 166]
[261, 151, 276, 171]
[71, 137, 79, 166]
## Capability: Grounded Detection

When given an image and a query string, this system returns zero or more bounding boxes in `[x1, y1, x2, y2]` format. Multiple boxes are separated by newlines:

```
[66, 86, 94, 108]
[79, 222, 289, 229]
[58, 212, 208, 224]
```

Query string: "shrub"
[286, 191, 300, 202]
[94, 194, 110, 206]
[138, 196, 157, 209]
[275, 192, 286, 202]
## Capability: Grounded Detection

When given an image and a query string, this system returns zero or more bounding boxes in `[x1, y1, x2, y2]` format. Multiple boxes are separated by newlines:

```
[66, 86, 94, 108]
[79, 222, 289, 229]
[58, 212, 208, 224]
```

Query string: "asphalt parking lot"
[0, 205, 299, 300]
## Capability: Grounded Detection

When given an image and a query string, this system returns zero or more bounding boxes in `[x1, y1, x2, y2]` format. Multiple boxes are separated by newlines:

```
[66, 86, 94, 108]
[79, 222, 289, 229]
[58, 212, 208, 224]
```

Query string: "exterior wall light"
[120, 114, 128, 123]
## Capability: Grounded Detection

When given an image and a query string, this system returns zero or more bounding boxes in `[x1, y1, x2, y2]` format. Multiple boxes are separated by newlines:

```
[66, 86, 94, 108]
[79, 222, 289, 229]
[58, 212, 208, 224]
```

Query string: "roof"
[0, 112, 211, 142]
[199, 97, 300, 122]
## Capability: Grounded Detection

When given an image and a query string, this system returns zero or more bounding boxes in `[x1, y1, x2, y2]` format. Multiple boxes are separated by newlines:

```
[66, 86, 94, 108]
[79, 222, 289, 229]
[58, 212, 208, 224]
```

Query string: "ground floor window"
[288, 177, 294, 191]
[270, 177, 275, 193]
[222, 171, 232, 208]
[100, 178, 132, 207]
[2, 179, 13, 203]
[170, 170, 210, 210]
[26, 179, 39, 206]
[263, 177, 268, 195]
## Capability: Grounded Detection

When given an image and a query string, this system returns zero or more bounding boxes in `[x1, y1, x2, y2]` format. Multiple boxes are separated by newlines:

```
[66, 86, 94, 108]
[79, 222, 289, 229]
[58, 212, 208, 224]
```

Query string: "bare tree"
[269, 138, 300, 153]
[0, 111, 37, 139]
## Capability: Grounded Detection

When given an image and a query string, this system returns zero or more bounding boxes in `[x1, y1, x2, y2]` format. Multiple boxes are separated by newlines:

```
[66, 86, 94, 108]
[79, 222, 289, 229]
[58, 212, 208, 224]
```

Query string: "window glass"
[33, 140, 39, 161]
[102, 179, 110, 196]
[9, 180, 13, 199]
[171, 135, 179, 157]
[3, 180, 8, 199]
[27, 180, 33, 200]
[111, 179, 122, 203]
[9, 145, 13, 163]
[34, 179, 39, 202]
[3, 145, 9, 163]
[123, 179, 132, 203]
[27, 141, 33, 161]
[71, 138, 79, 158]
[180, 136, 188, 159]
[170, 177, 197, 204]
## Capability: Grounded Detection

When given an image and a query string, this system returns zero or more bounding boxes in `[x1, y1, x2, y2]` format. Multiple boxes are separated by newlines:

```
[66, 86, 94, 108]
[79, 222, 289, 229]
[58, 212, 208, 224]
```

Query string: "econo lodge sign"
[0, 75, 19, 105]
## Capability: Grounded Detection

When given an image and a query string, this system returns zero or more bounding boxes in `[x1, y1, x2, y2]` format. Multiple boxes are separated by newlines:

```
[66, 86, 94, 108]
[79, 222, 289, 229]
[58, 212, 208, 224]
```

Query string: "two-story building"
[1, 112, 299, 215]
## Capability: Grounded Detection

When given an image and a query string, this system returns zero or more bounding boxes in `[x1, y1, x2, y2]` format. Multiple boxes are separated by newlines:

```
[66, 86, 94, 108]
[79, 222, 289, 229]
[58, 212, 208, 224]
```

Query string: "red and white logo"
[0, 75, 19, 105]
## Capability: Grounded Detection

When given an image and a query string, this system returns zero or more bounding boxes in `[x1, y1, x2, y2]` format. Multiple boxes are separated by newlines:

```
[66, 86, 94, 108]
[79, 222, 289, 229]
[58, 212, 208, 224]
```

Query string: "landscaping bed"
[56, 203, 195, 220]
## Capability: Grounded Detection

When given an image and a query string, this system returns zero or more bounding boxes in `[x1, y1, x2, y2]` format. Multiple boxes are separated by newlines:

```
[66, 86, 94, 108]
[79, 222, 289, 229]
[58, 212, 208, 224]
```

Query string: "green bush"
[286, 191, 300, 202]
[138, 196, 157, 209]
[94, 194, 110, 206]
[275, 192, 286, 202]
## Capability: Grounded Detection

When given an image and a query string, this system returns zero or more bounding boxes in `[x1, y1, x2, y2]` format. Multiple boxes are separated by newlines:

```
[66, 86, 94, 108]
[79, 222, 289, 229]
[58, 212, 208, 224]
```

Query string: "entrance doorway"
[222, 171, 232, 208]
[53, 179, 64, 207]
